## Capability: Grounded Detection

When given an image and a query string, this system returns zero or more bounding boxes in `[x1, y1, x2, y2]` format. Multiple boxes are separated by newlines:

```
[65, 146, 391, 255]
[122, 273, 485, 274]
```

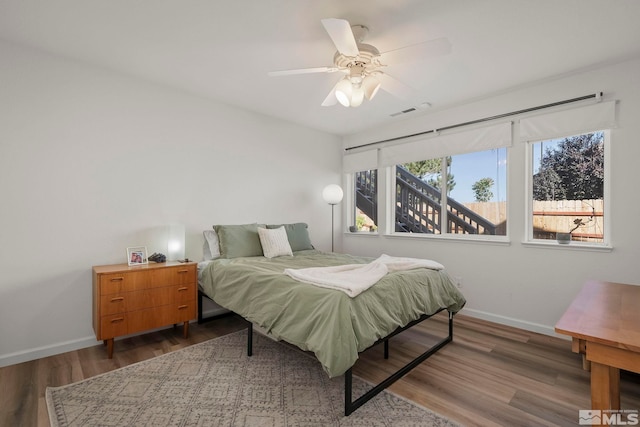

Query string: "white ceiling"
[1, 0, 640, 136]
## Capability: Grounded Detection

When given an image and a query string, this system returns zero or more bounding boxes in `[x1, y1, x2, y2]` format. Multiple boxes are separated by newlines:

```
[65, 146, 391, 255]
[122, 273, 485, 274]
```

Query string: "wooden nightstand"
[92, 261, 197, 358]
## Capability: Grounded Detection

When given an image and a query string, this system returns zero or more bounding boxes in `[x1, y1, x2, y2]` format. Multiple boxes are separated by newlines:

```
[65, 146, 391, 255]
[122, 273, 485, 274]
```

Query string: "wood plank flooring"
[2, 313, 639, 426]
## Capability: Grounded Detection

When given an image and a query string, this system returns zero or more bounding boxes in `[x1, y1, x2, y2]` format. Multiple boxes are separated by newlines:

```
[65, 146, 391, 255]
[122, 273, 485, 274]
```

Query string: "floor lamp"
[322, 184, 343, 252]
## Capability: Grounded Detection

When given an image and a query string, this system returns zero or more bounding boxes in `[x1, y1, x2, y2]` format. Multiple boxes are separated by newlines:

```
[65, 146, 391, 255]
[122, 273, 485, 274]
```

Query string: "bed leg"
[345, 368, 353, 416]
[384, 339, 389, 359]
[449, 311, 453, 339]
[247, 322, 253, 357]
[197, 290, 203, 324]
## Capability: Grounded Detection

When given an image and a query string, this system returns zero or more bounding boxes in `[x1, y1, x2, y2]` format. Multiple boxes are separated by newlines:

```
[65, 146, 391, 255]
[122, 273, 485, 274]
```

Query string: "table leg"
[591, 362, 620, 410]
[183, 321, 189, 338]
[610, 367, 620, 410]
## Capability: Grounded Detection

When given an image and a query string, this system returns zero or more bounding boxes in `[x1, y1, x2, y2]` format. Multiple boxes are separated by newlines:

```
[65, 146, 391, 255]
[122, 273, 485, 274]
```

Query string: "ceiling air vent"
[390, 107, 417, 117]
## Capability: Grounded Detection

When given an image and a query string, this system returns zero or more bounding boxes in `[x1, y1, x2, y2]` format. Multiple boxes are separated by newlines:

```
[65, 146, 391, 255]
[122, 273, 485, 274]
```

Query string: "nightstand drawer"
[175, 282, 196, 303]
[127, 305, 178, 332]
[99, 271, 151, 295]
[100, 314, 128, 339]
[99, 286, 176, 315]
[175, 300, 196, 322]
[150, 265, 197, 286]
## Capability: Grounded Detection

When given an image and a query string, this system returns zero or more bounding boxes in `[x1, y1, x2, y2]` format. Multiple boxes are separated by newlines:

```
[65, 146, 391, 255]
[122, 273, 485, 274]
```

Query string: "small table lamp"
[167, 224, 185, 261]
[322, 184, 343, 252]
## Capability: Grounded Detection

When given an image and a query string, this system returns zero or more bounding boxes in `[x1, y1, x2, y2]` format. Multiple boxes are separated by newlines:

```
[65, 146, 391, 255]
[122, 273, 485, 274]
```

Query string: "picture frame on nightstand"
[127, 246, 148, 266]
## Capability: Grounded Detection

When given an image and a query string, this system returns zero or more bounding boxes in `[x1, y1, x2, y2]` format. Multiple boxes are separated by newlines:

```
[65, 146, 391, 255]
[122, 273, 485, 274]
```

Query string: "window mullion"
[441, 157, 448, 234]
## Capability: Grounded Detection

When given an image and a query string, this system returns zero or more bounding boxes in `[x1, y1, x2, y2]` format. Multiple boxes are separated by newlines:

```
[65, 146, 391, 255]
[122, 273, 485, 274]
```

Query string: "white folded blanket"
[284, 254, 444, 297]
[374, 253, 444, 272]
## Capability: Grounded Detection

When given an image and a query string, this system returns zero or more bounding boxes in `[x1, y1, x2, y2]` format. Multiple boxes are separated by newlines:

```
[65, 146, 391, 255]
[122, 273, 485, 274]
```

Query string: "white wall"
[343, 59, 640, 335]
[0, 40, 342, 366]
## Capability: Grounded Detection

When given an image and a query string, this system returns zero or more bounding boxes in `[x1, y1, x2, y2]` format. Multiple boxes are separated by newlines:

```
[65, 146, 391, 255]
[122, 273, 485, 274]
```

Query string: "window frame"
[523, 129, 611, 250]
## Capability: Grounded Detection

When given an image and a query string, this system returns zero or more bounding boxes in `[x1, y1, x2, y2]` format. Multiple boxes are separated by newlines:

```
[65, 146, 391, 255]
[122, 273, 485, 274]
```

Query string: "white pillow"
[257, 226, 293, 258]
[203, 229, 221, 260]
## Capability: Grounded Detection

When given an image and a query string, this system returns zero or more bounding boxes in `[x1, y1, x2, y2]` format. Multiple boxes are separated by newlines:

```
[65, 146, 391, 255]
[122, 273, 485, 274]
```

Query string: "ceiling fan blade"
[381, 37, 452, 65]
[321, 79, 342, 106]
[379, 73, 413, 99]
[321, 18, 359, 57]
[268, 66, 339, 77]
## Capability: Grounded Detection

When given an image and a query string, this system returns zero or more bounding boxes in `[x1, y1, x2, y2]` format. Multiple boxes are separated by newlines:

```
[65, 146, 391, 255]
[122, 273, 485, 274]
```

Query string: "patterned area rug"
[46, 330, 458, 426]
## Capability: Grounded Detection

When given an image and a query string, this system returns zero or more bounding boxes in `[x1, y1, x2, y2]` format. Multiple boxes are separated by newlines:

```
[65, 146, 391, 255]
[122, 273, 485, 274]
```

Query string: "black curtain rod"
[344, 92, 603, 152]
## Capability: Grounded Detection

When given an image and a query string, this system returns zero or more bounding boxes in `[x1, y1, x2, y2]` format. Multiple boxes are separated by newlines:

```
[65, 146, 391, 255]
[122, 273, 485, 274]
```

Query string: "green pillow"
[267, 222, 314, 251]
[214, 223, 263, 258]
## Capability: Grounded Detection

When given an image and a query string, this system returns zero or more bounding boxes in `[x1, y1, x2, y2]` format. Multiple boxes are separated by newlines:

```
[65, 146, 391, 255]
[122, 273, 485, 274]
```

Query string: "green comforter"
[199, 250, 466, 377]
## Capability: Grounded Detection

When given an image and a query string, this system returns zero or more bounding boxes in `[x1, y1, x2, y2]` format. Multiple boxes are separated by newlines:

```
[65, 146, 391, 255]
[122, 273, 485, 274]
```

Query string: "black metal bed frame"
[198, 289, 455, 416]
[245, 307, 455, 416]
[197, 289, 234, 324]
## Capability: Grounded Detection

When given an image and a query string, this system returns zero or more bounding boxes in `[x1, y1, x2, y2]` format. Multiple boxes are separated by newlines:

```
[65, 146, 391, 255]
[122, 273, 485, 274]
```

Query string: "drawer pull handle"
[178, 305, 188, 310]
[110, 277, 124, 282]
[177, 270, 189, 274]
[110, 317, 124, 323]
[110, 297, 124, 302]
[177, 287, 188, 292]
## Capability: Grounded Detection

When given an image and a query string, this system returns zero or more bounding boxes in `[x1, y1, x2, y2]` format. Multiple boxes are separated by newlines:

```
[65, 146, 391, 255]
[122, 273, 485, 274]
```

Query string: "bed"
[198, 223, 466, 415]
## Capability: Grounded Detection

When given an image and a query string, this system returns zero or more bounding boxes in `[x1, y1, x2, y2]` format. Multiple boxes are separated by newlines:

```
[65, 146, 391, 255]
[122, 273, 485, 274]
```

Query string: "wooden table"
[555, 280, 640, 415]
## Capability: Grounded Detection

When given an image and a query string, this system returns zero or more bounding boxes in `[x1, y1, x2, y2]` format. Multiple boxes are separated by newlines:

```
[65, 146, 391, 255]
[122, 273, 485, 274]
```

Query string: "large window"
[395, 147, 507, 236]
[344, 99, 615, 245]
[530, 131, 606, 243]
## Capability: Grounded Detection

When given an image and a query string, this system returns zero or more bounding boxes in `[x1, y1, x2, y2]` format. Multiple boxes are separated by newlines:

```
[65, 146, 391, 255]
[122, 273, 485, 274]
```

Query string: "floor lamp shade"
[322, 184, 343, 205]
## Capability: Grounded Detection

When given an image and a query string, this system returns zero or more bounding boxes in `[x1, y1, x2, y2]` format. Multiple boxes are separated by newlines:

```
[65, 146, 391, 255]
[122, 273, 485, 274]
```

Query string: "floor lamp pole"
[330, 203, 335, 252]
[322, 184, 343, 253]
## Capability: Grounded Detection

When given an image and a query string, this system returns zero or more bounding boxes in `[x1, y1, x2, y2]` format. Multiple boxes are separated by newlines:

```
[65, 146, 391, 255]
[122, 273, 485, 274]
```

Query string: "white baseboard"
[461, 308, 566, 338]
[0, 335, 99, 368]
[0, 308, 234, 368]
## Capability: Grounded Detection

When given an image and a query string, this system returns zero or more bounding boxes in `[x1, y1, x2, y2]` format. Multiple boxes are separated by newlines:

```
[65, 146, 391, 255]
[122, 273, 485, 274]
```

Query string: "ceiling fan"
[268, 18, 451, 108]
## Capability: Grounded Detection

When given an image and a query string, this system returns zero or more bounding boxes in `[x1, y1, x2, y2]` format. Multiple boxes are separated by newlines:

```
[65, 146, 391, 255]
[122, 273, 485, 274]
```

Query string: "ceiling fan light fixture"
[350, 87, 365, 107]
[335, 78, 353, 107]
[362, 75, 381, 100]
